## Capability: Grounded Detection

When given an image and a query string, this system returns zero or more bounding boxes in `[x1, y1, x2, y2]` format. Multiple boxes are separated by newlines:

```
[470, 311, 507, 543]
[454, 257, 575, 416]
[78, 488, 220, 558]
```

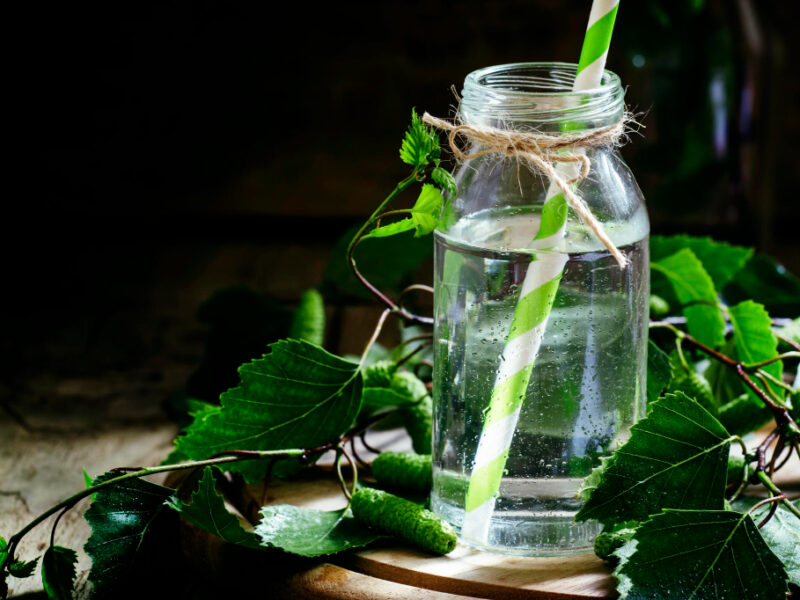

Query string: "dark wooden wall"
[3, 0, 799, 386]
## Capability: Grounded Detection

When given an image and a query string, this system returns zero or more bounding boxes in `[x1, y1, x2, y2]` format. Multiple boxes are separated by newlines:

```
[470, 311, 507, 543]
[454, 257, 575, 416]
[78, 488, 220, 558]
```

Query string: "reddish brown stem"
[777, 334, 800, 352]
[346, 172, 434, 327]
[350, 437, 369, 469]
[672, 330, 798, 435]
[755, 429, 779, 473]
[360, 431, 381, 455]
[768, 436, 786, 477]
[260, 457, 279, 507]
[396, 340, 431, 367]
[300, 411, 394, 463]
[749, 494, 786, 529]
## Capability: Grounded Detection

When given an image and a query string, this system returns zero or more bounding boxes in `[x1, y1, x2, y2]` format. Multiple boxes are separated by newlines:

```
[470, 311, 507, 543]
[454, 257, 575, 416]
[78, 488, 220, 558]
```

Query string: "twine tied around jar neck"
[422, 112, 634, 268]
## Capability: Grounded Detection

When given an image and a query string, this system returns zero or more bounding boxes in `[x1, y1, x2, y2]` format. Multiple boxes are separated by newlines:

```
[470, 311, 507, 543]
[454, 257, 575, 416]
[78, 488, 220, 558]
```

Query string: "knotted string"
[422, 112, 631, 268]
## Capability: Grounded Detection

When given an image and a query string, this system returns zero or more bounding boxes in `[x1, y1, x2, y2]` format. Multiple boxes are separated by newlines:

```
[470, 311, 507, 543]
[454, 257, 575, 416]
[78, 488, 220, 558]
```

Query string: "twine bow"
[422, 112, 630, 268]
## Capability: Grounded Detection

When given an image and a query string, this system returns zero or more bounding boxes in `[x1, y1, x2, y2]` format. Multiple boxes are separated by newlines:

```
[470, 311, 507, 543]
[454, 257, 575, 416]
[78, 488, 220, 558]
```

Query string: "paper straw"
[461, 0, 621, 545]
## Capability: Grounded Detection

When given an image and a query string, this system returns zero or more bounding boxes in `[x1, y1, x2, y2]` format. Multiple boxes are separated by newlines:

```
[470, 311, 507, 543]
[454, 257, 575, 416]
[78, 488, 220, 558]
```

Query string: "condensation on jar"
[431, 62, 650, 556]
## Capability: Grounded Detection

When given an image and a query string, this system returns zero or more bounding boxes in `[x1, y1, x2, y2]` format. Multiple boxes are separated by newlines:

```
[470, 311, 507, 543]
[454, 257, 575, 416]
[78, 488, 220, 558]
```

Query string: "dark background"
[1, 3, 799, 596]
[3, 0, 799, 388]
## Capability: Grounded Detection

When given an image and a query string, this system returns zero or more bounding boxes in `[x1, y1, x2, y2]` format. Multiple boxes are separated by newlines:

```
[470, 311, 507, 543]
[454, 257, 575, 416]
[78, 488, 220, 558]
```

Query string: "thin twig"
[756, 429, 780, 473]
[346, 171, 433, 326]
[339, 444, 358, 500]
[744, 352, 800, 369]
[674, 336, 691, 372]
[756, 369, 796, 394]
[350, 437, 369, 469]
[768, 436, 786, 477]
[360, 431, 381, 455]
[360, 309, 392, 368]
[396, 333, 434, 348]
[654, 324, 800, 434]
[777, 334, 800, 352]
[260, 457, 279, 507]
[1, 449, 304, 570]
[748, 494, 786, 529]
[650, 322, 796, 428]
[754, 372, 789, 406]
[730, 436, 750, 503]
[400, 284, 434, 299]
[49, 505, 71, 548]
[756, 470, 800, 520]
[334, 449, 350, 501]
[772, 441, 795, 475]
[396, 341, 431, 367]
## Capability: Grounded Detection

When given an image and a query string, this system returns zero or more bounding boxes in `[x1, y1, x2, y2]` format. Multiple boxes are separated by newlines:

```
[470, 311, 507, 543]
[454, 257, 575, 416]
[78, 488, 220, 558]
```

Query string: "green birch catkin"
[351, 488, 456, 555]
[371, 452, 432, 492]
[403, 396, 433, 454]
[594, 528, 636, 562]
[289, 289, 325, 346]
[669, 371, 717, 415]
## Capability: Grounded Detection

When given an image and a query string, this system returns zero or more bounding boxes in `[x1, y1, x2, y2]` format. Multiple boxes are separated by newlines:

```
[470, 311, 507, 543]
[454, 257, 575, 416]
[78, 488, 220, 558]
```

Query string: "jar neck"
[460, 62, 624, 133]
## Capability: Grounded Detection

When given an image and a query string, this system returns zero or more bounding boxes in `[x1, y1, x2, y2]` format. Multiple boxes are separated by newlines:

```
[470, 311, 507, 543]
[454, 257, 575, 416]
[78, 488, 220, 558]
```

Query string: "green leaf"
[362, 217, 416, 241]
[41, 546, 77, 600]
[431, 166, 456, 197]
[176, 339, 362, 482]
[362, 360, 398, 388]
[399, 109, 438, 168]
[8, 557, 38, 578]
[775, 317, 800, 346]
[729, 300, 783, 404]
[733, 498, 800, 586]
[360, 185, 443, 241]
[576, 393, 732, 526]
[186, 286, 291, 403]
[614, 509, 788, 600]
[322, 226, 432, 300]
[651, 249, 725, 347]
[410, 184, 444, 237]
[646, 339, 673, 404]
[650, 235, 752, 290]
[717, 393, 771, 436]
[84, 472, 173, 596]
[362, 371, 428, 416]
[255, 505, 382, 557]
[289, 289, 325, 346]
[166, 467, 261, 549]
[724, 253, 800, 316]
[669, 371, 717, 415]
[0, 536, 6, 589]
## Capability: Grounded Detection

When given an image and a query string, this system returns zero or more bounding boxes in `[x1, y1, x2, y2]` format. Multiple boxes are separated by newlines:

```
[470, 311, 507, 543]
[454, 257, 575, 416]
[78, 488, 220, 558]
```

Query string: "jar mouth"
[461, 62, 624, 129]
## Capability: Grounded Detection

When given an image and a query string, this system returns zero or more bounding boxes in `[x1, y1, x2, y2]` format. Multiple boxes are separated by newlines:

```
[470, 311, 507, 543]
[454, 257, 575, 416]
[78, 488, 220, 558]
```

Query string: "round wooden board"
[241, 473, 615, 599]
[231, 426, 799, 599]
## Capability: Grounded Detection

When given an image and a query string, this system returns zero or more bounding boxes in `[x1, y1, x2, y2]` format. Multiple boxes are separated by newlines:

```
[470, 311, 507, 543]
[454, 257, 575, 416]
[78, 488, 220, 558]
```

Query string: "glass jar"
[431, 62, 650, 556]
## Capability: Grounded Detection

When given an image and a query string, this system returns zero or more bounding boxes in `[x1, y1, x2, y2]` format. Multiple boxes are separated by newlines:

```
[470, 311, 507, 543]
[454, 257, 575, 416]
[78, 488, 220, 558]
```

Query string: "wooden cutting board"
[237, 467, 615, 599]
[222, 425, 799, 600]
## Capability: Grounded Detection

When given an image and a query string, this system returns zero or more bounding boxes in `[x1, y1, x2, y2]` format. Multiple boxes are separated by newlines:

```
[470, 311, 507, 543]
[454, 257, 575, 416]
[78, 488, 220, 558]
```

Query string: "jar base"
[432, 495, 601, 557]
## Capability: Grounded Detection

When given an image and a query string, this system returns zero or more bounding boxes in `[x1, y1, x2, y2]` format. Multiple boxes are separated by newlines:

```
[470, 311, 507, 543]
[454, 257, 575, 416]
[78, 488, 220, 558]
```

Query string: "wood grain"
[238, 429, 617, 600]
[235, 426, 800, 600]
[0, 370, 181, 598]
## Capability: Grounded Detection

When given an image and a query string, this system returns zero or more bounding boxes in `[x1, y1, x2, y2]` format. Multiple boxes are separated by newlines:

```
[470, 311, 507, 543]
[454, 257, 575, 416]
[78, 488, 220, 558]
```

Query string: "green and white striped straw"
[461, 0, 621, 545]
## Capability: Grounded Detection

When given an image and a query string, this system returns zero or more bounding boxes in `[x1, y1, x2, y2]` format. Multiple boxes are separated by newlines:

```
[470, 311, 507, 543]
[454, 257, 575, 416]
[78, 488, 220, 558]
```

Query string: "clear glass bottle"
[431, 63, 650, 555]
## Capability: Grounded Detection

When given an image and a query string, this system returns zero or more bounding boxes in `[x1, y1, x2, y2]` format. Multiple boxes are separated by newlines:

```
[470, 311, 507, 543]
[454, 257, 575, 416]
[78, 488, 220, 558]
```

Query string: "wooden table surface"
[3, 382, 798, 599]
[0, 365, 184, 598]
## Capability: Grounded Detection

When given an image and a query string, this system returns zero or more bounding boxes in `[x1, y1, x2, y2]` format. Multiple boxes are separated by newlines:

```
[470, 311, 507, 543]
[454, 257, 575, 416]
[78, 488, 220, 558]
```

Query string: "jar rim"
[461, 62, 624, 128]
[464, 62, 621, 97]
